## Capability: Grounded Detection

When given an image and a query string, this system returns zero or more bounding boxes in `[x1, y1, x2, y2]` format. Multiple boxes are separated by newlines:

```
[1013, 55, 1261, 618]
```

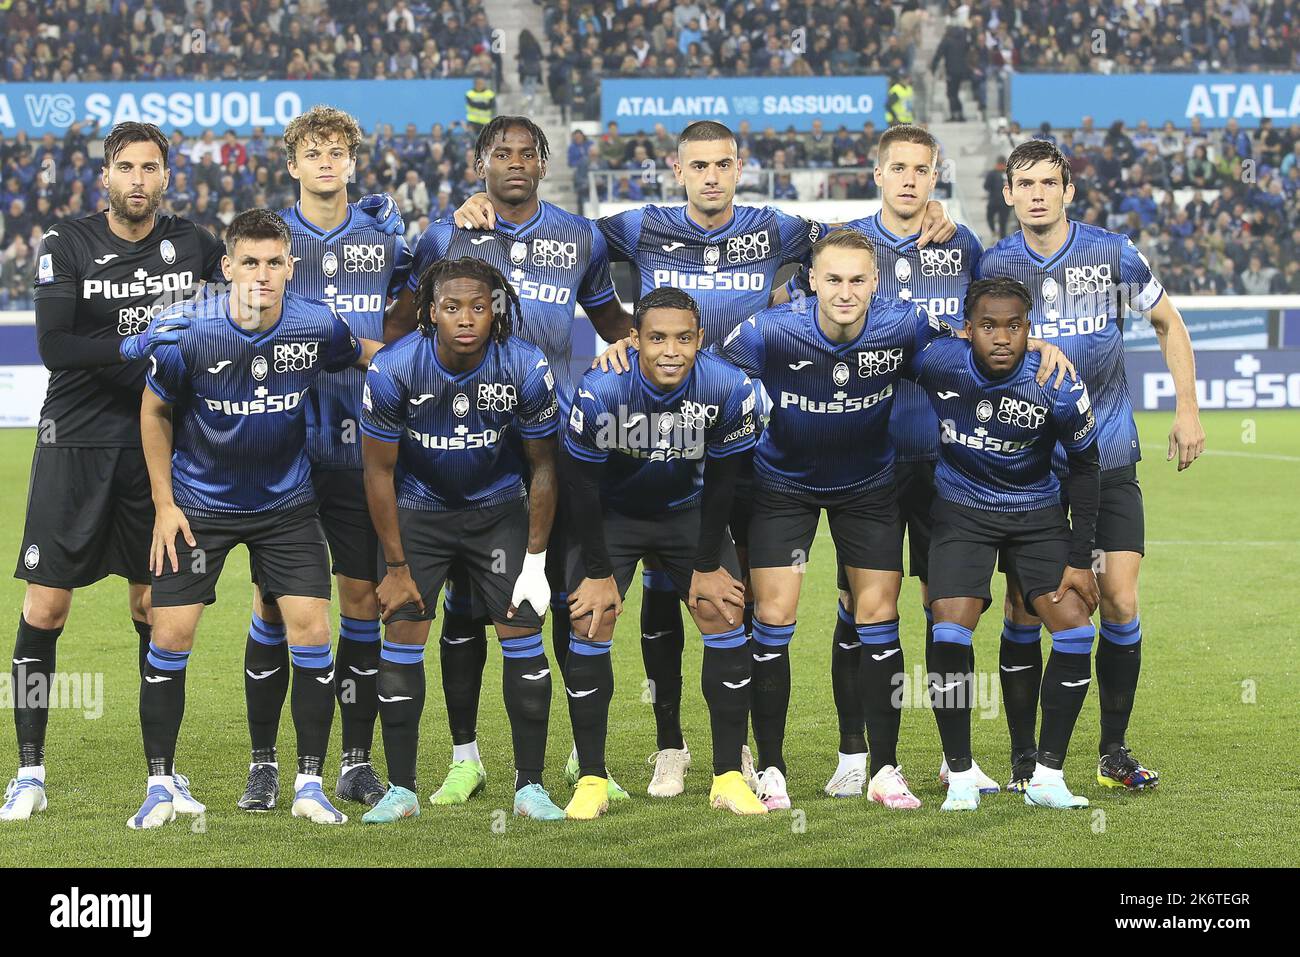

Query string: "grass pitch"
[0, 411, 1296, 867]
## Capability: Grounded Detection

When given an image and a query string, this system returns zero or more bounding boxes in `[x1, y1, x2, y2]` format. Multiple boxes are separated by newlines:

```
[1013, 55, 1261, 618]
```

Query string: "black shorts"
[382, 499, 544, 629]
[153, 502, 332, 607]
[565, 507, 741, 602]
[929, 498, 1070, 611]
[998, 464, 1145, 579]
[312, 468, 379, 582]
[749, 483, 902, 573]
[896, 458, 938, 581]
[729, 450, 755, 551]
[15, 445, 153, 588]
[1070, 464, 1144, 556]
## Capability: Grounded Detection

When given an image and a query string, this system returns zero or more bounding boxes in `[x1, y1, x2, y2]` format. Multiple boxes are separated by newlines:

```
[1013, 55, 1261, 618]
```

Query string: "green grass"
[1, 411, 1297, 866]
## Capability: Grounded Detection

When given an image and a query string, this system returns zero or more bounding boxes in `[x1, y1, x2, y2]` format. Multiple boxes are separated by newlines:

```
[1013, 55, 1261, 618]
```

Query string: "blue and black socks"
[857, 618, 903, 776]
[999, 619, 1043, 760]
[13, 617, 61, 769]
[1097, 617, 1142, 756]
[377, 640, 425, 792]
[830, 602, 866, 755]
[336, 615, 380, 767]
[289, 642, 335, 777]
[1039, 625, 1096, 769]
[565, 635, 613, 779]
[701, 625, 750, 775]
[141, 640, 190, 777]
[500, 633, 551, 791]
[244, 612, 289, 764]
[750, 619, 794, 775]
[640, 570, 686, 751]
[929, 622, 974, 773]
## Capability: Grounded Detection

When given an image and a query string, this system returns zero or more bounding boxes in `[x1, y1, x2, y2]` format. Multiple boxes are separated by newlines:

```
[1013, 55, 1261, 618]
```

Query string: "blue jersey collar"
[291, 202, 355, 243]
[677, 204, 736, 240]
[1020, 220, 1078, 271]
[874, 210, 921, 249]
[222, 293, 286, 343]
[965, 341, 1029, 387]
[429, 331, 494, 382]
[808, 297, 871, 352]
[494, 201, 546, 237]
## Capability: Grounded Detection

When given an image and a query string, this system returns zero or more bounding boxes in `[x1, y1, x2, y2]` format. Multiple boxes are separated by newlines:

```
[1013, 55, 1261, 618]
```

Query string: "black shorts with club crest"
[380, 498, 544, 628]
[312, 467, 380, 582]
[929, 497, 1071, 611]
[152, 502, 332, 607]
[15, 446, 154, 588]
[750, 482, 903, 574]
[566, 506, 742, 602]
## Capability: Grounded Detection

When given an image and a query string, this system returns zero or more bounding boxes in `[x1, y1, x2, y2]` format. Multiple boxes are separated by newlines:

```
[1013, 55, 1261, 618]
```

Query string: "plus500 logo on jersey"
[919, 247, 964, 277]
[85, 270, 195, 302]
[205, 388, 308, 415]
[726, 231, 771, 264]
[1064, 263, 1112, 295]
[344, 244, 386, 273]
[651, 269, 766, 291]
[409, 428, 500, 450]
[274, 341, 319, 372]
[531, 239, 578, 270]
[997, 396, 1047, 429]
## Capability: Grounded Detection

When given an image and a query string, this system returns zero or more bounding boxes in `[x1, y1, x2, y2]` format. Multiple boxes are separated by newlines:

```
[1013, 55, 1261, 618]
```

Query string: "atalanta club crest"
[510, 241, 527, 266]
[322, 251, 338, 277]
[160, 239, 176, 265]
[833, 362, 850, 386]
[894, 258, 911, 283]
[1042, 277, 1059, 304]
[251, 355, 268, 381]
[23, 544, 38, 570]
[453, 393, 470, 417]
[976, 399, 993, 422]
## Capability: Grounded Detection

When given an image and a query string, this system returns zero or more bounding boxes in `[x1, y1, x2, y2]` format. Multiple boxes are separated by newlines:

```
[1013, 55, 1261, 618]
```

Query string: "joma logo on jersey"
[204, 388, 308, 416]
[273, 341, 319, 373]
[651, 269, 766, 292]
[531, 238, 578, 270]
[997, 396, 1048, 429]
[779, 383, 893, 414]
[857, 348, 904, 377]
[343, 244, 385, 273]
[726, 230, 771, 264]
[83, 270, 195, 302]
[477, 381, 518, 412]
[1064, 263, 1112, 295]
[410, 427, 500, 450]
[919, 247, 963, 277]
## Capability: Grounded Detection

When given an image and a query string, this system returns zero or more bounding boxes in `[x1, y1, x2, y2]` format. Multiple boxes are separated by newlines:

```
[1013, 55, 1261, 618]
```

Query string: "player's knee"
[753, 599, 796, 628]
[852, 592, 898, 624]
[22, 585, 71, 631]
[692, 604, 732, 636]
[1099, 588, 1139, 626]
[150, 622, 194, 653]
[1003, 591, 1039, 627]
[337, 577, 379, 619]
[128, 585, 151, 623]
[285, 617, 331, 648]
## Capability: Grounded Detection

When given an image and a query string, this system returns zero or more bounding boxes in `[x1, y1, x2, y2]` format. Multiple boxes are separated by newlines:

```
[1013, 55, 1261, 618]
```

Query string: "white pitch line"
[1148, 540, 1298, 546]
[1201, 449, 1300, 463]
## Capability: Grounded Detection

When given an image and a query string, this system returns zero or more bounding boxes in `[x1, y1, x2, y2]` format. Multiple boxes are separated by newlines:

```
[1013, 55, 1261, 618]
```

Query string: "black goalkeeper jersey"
[32, 211, 224, 448]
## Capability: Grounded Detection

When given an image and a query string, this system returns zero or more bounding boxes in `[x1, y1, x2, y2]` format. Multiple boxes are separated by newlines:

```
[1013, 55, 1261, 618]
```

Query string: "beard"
[107, 182, 163, 224]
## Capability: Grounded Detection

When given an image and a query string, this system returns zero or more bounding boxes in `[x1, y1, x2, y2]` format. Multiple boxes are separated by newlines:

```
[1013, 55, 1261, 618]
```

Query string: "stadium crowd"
[0, 0, 499, 83]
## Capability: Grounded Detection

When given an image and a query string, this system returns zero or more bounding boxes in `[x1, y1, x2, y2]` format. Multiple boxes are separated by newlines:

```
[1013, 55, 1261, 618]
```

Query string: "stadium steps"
[482, 0, 577, 208]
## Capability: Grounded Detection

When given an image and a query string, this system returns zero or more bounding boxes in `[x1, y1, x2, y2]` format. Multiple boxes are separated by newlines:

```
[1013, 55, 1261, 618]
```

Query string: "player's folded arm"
[35, 295, 128, 370]
[1057, 383, 1102, 569]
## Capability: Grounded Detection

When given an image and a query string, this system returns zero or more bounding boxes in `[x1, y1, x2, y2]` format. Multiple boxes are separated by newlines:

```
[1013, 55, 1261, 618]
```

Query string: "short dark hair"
[414, 257, 521, 345]
[963, 276, 1033, 320]
[224, 208, 291, 257]
[634, 286, 701, 330]
[877, 123, 939, 165]
[474, 116, 551, 169]
[102, 122, 169, 167]
[677, 120, 736, 153]
[1005, 139, 1072, 189]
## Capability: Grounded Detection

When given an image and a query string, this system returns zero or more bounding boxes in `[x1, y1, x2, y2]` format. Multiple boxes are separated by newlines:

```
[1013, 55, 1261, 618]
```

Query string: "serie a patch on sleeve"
[36, 253, 54, 284]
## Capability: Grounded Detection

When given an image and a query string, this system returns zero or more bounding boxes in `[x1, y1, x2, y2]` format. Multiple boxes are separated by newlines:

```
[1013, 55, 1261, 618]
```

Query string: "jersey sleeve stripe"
[359, 421, 403, 442]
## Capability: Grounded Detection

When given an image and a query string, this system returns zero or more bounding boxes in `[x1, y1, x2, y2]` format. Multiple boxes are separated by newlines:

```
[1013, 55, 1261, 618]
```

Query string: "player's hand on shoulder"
[592, 336, 634, 373]
[916, 199, 957, 248]
[151, 503, 195, 577]
[1053, 565, 1099, 614]
[121, 313, 190, 362]
[358, 193, 403, 235]
[1031, 340, 1076, 388]
[568, 576, 623, 637]
[453, 191, 496, 230]
[376, 564, 423, 622]
[688, 567, 745, 626]
[1168, 410, 1206, 472]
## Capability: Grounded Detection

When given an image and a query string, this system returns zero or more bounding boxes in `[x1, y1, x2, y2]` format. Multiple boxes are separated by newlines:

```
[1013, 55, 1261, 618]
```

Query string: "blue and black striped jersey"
[407, 202, 616, 401]
[720, 296, 950, 495]
[599, 203, 827, 346]
[565, 349, 757, 517]
[146, 290, 361, 515]
[361, 331, 558, 511]
[281, 203, 413, 471]
[976, 221, 1163, 472]
[912, 337, 1098, 511]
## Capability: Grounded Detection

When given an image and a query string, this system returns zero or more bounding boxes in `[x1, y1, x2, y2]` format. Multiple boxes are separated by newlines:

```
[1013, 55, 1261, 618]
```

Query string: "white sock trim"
[294, 773, 323, 793]
[17, 764, 45, 783]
